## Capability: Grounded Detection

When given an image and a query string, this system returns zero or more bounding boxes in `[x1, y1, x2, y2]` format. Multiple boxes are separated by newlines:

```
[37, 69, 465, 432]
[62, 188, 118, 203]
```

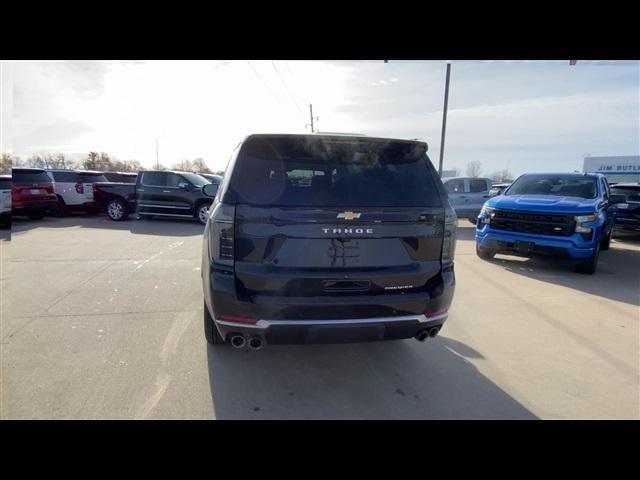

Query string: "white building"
[582, 155, 640, 183]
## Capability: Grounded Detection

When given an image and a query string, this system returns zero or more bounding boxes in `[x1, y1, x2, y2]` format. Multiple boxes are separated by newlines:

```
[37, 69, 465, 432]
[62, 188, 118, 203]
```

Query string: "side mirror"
[202, 183, 219, 197]
[178, 182, 190, 191]
[609, 194, 627, 204]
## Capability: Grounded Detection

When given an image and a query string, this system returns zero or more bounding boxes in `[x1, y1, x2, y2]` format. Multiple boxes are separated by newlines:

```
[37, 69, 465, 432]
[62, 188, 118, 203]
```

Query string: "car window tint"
[0, 178, 10, 189]
[469, 179, 489, 193]
[142, 172, 166, 186]
[12, 170, 51, 183]
[52, 171, 78, 182]
[165, 173, 183, 188]
[444, 179, 465, 193]
[230, 137, 442, 207]
[79, 173, 108, 183]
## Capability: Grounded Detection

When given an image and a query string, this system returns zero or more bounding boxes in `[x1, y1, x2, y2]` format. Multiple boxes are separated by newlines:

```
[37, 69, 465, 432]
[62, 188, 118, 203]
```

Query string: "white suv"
[46, 169, 108, 216]
[0, 174, 10, 226]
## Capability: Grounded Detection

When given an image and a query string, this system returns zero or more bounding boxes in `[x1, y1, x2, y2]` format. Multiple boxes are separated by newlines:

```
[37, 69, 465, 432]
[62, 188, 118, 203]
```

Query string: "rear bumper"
[204, 261, 455, 344]
[214, 312, 448, 344]
[12, 200, 57, 215]
[476, 227, 597, 260]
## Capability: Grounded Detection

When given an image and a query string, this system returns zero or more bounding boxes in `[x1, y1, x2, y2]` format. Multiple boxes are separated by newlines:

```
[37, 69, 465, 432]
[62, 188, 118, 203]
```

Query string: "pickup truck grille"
[491, 209, 576, 236]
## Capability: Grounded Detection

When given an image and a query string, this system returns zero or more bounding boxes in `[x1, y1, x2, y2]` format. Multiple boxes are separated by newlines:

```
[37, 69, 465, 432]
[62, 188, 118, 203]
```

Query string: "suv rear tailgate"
[234, 205, 444, 299]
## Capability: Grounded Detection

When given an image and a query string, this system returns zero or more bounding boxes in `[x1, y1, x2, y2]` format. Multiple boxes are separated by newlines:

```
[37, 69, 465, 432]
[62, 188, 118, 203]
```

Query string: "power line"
[246, 61, 281, 103]
[272, 61, 306, 120]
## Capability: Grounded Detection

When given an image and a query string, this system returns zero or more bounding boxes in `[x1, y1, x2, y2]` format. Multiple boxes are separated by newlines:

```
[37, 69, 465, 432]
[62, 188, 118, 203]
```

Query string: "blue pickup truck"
[475, 173, 627, 274]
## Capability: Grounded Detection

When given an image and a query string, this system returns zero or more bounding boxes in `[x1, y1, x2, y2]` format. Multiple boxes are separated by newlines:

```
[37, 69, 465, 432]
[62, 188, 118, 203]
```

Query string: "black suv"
[201, 134, 457, 349]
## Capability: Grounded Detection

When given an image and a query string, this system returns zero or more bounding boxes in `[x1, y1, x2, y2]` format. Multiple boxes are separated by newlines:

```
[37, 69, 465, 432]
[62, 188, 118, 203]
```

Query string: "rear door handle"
[162, 190, 171, 193]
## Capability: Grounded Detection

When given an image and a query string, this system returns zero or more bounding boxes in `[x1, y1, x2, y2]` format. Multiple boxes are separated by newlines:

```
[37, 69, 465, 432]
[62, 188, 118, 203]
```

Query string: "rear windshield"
[12, 170, 51, 183]
[228, 136, 442, 207]
[0, 178, 10, 189]
[506, 175, 598, 199]
[79, 173, 108, 183]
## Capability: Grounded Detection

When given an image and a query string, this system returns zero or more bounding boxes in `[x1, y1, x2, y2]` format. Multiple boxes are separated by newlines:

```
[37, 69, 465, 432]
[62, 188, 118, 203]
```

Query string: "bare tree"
[490, 169, 514, 183]
[466, 161, 482, 177]
[191, 158, 211, 173]
[0, 153, 12, 174]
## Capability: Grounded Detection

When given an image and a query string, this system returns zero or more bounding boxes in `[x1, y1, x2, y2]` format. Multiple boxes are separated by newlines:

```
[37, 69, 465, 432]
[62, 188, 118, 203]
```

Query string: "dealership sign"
[583, 156, 640, 175]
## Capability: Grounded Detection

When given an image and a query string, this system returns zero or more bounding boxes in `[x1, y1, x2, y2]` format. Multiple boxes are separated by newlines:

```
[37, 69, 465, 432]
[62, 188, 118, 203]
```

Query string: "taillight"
[441, 203, 457, 264]
[207, 203, 235, 267]
[75, 182, 84, 194]
[425, 308, 448, 318]
[218, 315, 257, 325]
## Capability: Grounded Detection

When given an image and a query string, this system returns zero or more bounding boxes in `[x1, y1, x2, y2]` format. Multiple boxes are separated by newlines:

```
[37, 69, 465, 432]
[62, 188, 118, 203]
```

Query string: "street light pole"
[438, 63, 452, 176]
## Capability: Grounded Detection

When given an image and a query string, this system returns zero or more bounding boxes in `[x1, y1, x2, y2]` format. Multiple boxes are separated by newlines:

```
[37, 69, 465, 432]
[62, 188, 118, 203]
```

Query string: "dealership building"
[582, 155, 640, 184]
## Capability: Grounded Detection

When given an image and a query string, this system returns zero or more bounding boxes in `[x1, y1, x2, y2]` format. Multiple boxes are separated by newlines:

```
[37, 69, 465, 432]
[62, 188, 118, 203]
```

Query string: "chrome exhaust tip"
[415, 330, 429, 342]
[248, 336, 264, 351]
[230, 334, 246, 349]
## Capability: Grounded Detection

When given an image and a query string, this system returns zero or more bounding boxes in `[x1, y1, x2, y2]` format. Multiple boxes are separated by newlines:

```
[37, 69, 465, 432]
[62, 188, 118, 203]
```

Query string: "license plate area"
[305, 323, 385, 343]
[514, 240, 535, 253]
[30, 189, 41, 195]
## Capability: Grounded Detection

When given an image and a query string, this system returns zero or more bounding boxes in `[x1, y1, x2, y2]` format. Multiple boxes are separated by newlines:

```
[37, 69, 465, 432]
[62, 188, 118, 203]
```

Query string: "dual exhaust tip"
[415, 326, 440, 342]
[230, 334, 264, 351]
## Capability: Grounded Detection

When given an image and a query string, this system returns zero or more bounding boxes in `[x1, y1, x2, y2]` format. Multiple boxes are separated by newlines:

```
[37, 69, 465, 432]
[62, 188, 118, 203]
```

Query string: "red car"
[12, 168, 57, 220]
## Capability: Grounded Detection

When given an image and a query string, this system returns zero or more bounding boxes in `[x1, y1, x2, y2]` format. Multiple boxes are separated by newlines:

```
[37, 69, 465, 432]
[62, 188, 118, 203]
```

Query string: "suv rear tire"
[204, 302, 226, 345]
[27, 211, 45, 220]
[574, 243, 600, 275]
[476, 244, 495, 260]
[106, 199, 128, 221]
[52, 196, 69, 217]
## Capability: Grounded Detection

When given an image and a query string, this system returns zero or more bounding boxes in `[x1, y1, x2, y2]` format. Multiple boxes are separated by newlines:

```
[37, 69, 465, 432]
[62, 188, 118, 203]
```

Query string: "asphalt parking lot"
[1, 215, 638, 419]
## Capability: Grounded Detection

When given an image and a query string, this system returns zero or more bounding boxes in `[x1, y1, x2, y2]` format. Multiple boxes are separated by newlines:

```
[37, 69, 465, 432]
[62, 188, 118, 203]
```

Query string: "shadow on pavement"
[206, 336, 536, 420]
[486, 242, 640, 307]
[10, 213, 204, 237]
[0, 225, 9, 242]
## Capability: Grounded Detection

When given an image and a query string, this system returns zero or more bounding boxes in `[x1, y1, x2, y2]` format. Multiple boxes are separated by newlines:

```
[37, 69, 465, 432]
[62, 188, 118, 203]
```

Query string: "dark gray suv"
[201, 134, 457, 350]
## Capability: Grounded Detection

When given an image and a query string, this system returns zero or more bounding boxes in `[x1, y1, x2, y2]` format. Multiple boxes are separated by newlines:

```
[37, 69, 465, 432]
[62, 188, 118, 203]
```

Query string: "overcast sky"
[1, 60, 638, 176]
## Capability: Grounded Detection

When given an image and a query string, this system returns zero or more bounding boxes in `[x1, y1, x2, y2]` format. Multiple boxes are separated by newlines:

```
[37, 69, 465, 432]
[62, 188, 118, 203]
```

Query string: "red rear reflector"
[218, 315, 258, 325]
[425, 308, 448, 318]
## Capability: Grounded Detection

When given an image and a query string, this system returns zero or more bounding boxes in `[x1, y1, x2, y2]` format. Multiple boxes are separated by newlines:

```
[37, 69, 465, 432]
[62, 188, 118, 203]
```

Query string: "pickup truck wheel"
[476, 244, 495, 260]
[600, 229, 612, 251]
[574, 243, 600, 275]
[106, 199, 128, 221]
[204, 302, 226, 345]
[197, 204, 210, 225]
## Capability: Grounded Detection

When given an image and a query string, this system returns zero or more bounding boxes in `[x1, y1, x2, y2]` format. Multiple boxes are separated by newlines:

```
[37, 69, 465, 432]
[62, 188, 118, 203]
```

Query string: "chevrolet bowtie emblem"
[337, 211, 361, 220]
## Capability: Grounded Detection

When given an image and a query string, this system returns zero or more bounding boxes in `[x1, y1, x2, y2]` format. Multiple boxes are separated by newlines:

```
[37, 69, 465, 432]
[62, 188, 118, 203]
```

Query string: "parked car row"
[6, 168, 223, 225]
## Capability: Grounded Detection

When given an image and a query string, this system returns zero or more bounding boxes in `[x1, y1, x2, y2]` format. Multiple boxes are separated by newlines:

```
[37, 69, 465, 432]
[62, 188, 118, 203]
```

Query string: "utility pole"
[155, 138, 159, 169]
[438, 63, 452, 176]
[306, 104, 319, 133]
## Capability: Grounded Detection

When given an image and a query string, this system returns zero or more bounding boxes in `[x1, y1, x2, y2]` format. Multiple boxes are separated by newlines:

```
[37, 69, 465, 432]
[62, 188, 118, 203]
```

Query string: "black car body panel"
[94, 170, 212, 221]
[611, 183, 640, 232]
[202, 133, 457, 346]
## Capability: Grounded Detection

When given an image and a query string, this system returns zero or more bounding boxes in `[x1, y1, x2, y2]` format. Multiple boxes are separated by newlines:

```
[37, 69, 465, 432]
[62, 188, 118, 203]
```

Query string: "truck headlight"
[574, 214, 597, 233]
[479, 206, 495, 224]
